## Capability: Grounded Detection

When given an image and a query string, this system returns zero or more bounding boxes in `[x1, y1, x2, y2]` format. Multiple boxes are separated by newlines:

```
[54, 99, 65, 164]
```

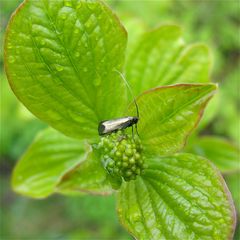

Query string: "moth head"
[132, 117, 139, 124]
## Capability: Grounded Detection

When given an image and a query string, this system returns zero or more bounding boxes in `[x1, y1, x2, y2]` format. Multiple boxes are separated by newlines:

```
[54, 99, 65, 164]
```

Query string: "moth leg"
[131, 126, 134, 139]
[135, 124, 140, 137]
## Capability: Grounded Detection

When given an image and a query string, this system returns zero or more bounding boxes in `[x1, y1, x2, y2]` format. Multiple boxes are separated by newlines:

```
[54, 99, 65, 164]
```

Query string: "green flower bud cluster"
[98, 131, 146, 181]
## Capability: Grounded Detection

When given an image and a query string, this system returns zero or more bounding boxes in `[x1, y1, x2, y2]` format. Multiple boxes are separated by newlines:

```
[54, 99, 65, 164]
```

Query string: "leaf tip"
[204, 83, 218, 97]
[210, 82, 218, 94]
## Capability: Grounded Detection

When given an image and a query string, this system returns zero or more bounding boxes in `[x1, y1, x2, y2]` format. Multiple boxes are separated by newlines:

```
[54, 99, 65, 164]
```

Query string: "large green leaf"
[125, 25, 211, 97]
[56, 149, 112, 195]
[127, 84, 217, 155]
[186, 136, 240, 173]
[12, 128, 92, 198]
[117, 153, 236, 240]
[5, 0, 127, 141]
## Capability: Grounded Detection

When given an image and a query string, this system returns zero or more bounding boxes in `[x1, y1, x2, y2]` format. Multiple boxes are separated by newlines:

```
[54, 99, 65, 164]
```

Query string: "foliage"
[0, 0, 22, 66]
[2, 0, 239, 239]
[0, 74, 45, 160]
[186, 136, 240, 173]
[113, 6, 240, 237]
[111, 0, 240, 144]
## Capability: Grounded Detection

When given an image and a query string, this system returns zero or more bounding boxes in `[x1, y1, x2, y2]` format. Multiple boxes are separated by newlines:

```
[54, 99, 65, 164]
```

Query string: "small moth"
[98, 70, 139, 136]
[98, 116, 138, 136]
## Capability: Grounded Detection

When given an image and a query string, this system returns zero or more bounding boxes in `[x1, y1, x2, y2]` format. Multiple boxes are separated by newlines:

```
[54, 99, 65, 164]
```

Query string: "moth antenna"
[114, 69, 139, 119]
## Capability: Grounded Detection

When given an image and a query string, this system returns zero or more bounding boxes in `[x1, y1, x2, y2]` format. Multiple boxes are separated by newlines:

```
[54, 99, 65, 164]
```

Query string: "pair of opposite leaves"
[4, 1, 236, 240]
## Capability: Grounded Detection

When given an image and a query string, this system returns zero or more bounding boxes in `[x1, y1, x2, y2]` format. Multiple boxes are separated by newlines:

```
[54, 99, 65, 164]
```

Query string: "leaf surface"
[56, 149, 112, 195]
[5, 0, 127, 140]
[125, 25, 211, 97]
[120, 15, 146, 57]
[128, 84, 217, 155]
[187, 136, 240, 173]
[117, 153, 236, 240]
[12, 128, 110, 198]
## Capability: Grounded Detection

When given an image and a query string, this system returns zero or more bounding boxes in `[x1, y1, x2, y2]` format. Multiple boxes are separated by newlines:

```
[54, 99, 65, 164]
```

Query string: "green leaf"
[56, 149, 112, 195]
[224, 173, 240, 215]
[5, 0, 127, 141]
[214, 71, 240, 144]
[117, 153, 236, 240]
[186, 136, 240, 173]
[127, 83, 217, 155]
[125, 25, 211, 97]
[234, 223, 240, 240]
[12, 128, 91, 198]
[119, 15, 146, 56]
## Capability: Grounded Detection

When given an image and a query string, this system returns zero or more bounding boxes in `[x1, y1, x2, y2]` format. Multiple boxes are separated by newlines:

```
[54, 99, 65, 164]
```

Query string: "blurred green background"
[0, 0, 239, 239]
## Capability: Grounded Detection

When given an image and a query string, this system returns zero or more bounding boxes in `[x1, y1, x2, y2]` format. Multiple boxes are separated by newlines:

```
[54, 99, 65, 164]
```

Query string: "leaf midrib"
[41, 0, 99, 117]
[144, 169, 217, 222]
[134, 178, 153, 238]
[139, 177, 170, 240]
[144, 178, 201, 239]
[140, 85, 214, 137]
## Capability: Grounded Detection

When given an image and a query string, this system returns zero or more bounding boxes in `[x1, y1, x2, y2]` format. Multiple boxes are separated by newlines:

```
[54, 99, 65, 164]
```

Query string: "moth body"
[98, 117, 138, 136]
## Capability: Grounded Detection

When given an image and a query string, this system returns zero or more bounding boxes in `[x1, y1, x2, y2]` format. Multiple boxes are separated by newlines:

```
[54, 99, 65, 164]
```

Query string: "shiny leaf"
[56, 149, 112, 195]
[125, 25, 211, 97]
[117, 153, 236, 240]
[12, 128, 91, 198]
[128, 84, 217, 155]
[5, 0, 127, 141]
[120, 15, 146, 57]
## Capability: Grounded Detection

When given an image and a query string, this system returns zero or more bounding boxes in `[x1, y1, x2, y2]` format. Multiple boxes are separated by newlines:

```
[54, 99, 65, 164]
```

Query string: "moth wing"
[99, 117, 131, 135]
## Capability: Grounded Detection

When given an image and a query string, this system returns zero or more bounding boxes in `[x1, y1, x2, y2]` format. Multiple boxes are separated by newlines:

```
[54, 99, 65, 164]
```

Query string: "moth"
[98, 116, 138, 136]
[98, 70, 139, 136]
